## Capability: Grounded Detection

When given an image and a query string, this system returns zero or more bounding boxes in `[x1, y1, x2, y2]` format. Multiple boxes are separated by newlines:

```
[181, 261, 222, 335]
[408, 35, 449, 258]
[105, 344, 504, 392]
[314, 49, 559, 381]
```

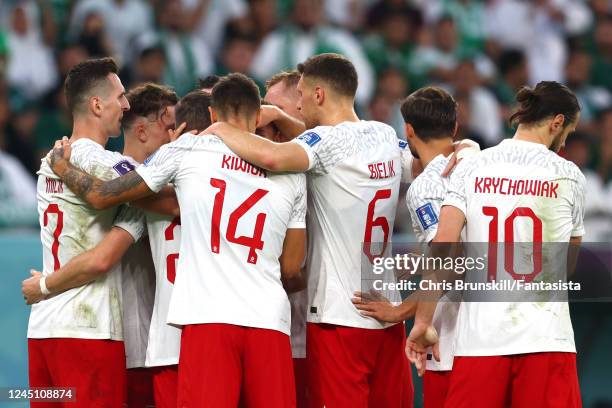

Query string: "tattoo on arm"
[62, 163, 96, 197]
[98, 171, 144, 197]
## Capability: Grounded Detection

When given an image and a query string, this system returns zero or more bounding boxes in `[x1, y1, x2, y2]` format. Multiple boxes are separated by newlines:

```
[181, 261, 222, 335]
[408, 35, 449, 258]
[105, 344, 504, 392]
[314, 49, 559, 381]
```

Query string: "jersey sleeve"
[113, 205, 147, 242]
[136, 135, 192, 193]
[290, 127, 342, 175]
[570, 172, 586, 237]
[70, 141, 134, 181]
[406, 182, 442, 243]
[399, 140, 415, 183]
[288, 174, 307, 229]
[442, 157, 473, 215]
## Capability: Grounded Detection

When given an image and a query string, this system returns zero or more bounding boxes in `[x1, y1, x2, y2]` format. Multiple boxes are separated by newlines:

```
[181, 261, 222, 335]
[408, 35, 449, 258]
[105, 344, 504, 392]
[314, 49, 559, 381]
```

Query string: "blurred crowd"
[0, 0, 611, 239]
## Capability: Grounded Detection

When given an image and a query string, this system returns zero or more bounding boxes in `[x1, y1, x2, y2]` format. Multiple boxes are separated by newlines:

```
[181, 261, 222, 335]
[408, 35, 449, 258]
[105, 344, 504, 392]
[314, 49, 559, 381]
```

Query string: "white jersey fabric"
[121, 232, 155, 369]
[136, 133, 307, 335]
[290, 121, 402, 329]
[406, 154, 460, 371]
[145, 213, 183, 367]
[443, 139, 586, 356]
[29, 138, 143, 340]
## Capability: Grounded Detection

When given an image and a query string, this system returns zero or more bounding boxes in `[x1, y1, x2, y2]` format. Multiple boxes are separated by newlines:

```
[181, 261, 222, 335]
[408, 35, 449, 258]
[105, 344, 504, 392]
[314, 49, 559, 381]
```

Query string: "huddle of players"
[23, 52, 585, 408]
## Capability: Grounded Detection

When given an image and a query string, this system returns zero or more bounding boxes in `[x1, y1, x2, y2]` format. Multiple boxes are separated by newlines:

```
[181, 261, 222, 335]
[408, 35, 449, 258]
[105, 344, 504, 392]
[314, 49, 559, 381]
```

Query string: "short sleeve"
[399, 140, 414, 183]
[570, 173, 586, 237]
[290, 128, 343, 175]
[136, 135, 193, 193]
[288, 175, 307, 229]
[113, 205, 146, 242]
[442, 158, 473, 215]
[407, 185, 442, 243]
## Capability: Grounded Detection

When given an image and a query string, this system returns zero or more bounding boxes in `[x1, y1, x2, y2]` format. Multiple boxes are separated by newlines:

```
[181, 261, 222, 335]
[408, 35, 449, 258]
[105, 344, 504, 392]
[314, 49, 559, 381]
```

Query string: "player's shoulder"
[408, 156, 449, 201]
[550, 154, 586, 186]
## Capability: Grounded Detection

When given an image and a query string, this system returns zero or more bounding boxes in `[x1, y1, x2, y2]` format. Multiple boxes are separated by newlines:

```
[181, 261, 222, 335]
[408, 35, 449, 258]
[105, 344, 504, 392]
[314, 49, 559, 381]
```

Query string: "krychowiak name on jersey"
[443, 139, 586, 356]
[406, 154, 460, 371]
[289, 121, 403, 330]
[30, 138, 146, 340]
[135, 133, 307, 336]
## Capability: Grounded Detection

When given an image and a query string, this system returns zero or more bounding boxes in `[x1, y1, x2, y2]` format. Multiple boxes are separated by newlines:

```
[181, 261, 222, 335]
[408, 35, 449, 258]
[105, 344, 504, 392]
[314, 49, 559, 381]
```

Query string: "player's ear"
[550, 114, 565, 136]
[452, 121, 459, 139]
[209, 106, 218, 124]
[255, 109, 262, 128]
[90, 96, 103, 117]
[405, 123, 416, 140]
[315, 86, 324, 106]
[136, 121, 147, 143]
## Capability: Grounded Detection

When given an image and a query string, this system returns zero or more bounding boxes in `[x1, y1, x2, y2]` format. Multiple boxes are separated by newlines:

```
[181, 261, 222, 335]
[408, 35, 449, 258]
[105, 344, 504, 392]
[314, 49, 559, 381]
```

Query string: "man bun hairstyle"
[211, 73, 261, 120]
[64, 57, 118, 114]
[400, 87, 457, 140]
[297, 53, 358, 98]
[122, 83, 178, 129]
[175, 90, 213, 133]
[509, 81, 580, 128]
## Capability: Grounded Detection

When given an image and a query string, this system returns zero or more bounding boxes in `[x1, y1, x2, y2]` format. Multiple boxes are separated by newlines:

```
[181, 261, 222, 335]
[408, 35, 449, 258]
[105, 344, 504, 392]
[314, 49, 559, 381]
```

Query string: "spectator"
[5, 2, 58, 102]
[494, 48, 529, 135]
[216, 33, 258, 76]
[251, 0, 375, 106]
[243, 0, 279, 43]
[155, 0, 213, 96]
[373, 68, 409, 138]
[589, 15, 612, 92]
[69, 0, 154, 65]
[428, 0, 488, 54]
[76, 11, 113, 58]
[33, 87, 71, 160]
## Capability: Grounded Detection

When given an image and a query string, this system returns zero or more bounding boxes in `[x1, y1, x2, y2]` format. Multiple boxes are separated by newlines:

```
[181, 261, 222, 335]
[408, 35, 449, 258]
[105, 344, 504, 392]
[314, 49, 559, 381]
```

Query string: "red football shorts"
[177, 323, 295, 408]
[28, 338, 126, 408]
[306, 322, 413, 408]
[294, 358, 307, 408]
[445, 353, 582, 408]
[423, 370, 451, 408]
[151, 365, 178, 408]
[127, 367, 154, 408]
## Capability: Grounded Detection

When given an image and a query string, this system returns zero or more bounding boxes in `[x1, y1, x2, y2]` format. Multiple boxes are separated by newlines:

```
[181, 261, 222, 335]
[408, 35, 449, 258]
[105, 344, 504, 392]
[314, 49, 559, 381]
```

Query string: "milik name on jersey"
[474, 176, 559, 199]
[221, 154, 266, 178]
[368, 160, 395, 180]
[45, 177, 64, 194]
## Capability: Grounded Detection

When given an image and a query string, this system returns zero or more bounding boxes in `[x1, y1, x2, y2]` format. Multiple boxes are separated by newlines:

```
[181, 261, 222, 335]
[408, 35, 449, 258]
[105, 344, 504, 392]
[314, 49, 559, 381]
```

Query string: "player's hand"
[22, 270, 46, 305]
[441, 139, 480, 177]
[352, 291, 403, 323]
[168, 122, 187, 142]
[406, 323, 439, 377]
[258, 105, 281, 128]
[47, 137, 72, 175]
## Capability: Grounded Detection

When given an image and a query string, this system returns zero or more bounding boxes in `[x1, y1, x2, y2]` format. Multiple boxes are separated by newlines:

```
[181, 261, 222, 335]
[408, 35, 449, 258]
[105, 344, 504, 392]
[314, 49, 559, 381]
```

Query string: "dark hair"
[199, 75, 221, 91]
[64, 57, 118, 114]
[297, 53, 358, 98]
[122, 83, 178, 129]
[400, 87, 457, 140]
[211, 73, 261, 119]
[498, 49, 526, 76]
[175, 90, 213, 132]
[265, 70, 301, 91]
[509, 81, 580, 128]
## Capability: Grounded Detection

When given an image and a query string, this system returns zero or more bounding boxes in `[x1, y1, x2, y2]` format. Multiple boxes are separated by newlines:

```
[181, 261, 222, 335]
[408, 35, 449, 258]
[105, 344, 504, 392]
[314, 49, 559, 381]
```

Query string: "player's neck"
[71, 118, 109, 147]
[417, 139, 454, 168]
[318, 104, 359, 127]
[122, 137, 146, 163]
[513, 125, 550, 148]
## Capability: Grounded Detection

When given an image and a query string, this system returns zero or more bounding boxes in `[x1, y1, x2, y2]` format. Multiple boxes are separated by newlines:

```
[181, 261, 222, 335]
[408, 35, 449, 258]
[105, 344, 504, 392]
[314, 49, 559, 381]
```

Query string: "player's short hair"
[510, 81, 580, 128]
[211, 73, 261, 120]
[297, 53, 358, 98]
[199, 75, 220, 91]
[175, 90, 212, 133]
[400, 87, 457, 140]
[265, 70, 301, 91]
[122, 83, 178, 129]
[64, 57, 118, 114]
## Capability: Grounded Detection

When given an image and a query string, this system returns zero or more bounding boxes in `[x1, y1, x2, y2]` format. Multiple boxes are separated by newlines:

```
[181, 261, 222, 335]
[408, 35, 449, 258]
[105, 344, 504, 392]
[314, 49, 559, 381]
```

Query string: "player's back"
[445, 138, 586, 356]
[158, 134, 306, 335]
[30, 138, 137, 340]
[292, 121, 402, 329]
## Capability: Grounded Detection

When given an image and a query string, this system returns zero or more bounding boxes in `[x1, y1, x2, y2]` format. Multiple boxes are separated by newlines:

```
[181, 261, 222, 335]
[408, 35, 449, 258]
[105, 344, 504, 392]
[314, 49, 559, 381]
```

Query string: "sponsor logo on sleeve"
[398, 140, 408, 149]
[298, 132, 321, 147]
[416, 203, 438, 230]
[113, 160, 135, 175]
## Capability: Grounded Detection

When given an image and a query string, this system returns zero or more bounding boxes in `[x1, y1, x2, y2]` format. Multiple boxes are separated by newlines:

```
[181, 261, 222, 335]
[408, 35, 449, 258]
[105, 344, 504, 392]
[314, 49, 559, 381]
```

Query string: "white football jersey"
[290, 121, 402, 329]
[289, 290, 307, 358]
[29, 138, 143, 340]
[406, 154, 460, 371]
[443, 139, 586, 356]
[121, 233, 155, 369]
[136, 134, 307, 335]
[144, 213, 182, 367]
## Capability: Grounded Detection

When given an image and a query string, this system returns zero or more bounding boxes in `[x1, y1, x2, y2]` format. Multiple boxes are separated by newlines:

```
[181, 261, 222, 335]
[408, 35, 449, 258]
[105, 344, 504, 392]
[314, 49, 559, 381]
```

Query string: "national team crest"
[113, 160, 135, 175]
[416, 203, 438, 230]
[298, 132, 321, 147]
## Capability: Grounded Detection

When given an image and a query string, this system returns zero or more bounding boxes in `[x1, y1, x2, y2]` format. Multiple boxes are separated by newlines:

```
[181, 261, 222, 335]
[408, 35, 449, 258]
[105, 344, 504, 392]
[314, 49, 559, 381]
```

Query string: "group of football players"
[22, 52, 585, 408]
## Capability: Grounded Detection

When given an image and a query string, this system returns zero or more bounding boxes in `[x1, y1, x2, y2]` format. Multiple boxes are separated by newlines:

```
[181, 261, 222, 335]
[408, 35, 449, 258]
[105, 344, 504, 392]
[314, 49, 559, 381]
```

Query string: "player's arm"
[260, 105, 306, 140]
[280, 228, 307, 293]
[203, 122, 310, 172]
[22, 227, 135, 304]
[131, 185, 180, 217]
